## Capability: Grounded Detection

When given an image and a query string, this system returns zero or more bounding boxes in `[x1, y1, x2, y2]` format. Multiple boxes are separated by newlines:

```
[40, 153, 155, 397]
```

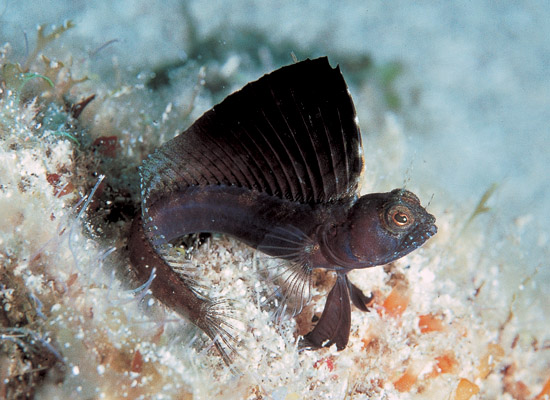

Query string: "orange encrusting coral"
[477, 343, 504, 379]
[535, 376, 550, 399]
[378, 286, 410, 318]
[426, 353, 458, 378]
[418, 313, 445, 333]
[392, 353, 459, 394]
[393, 369, 418, 393]
[434, 353, 457, 374]
[454, 378, 480, 400]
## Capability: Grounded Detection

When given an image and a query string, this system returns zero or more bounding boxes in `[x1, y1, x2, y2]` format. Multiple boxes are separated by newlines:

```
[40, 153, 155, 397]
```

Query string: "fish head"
[349, 188, 437, 267]
[321, 189, 437, 269]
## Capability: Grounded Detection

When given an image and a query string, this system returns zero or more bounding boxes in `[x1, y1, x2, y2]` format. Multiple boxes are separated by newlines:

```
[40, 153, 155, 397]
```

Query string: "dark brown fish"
[128, 57, 437, 364]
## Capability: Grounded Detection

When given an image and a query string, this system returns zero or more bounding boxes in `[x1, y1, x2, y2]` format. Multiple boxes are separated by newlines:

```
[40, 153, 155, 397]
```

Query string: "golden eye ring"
[393, 210, 409, 226]
[386, 205, 413, 229]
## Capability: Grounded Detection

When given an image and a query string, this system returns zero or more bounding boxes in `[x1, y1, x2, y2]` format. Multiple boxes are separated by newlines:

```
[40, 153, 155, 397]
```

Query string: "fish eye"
[386, 205, 414, 229]
[393, 211, 409, 225]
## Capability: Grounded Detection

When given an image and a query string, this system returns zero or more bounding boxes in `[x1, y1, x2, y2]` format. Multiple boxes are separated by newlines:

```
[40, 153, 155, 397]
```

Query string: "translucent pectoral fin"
[259, 258, 313, 321]
[258, 225, 314, 320]
[303, 273, 351, 350]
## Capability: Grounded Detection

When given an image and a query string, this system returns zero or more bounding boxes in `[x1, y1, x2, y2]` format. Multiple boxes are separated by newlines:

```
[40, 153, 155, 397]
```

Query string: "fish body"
[128, 57, 436, 363]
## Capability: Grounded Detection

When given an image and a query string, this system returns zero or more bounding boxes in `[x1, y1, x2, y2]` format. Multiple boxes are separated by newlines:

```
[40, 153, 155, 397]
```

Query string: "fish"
[128, 57, 437, 364]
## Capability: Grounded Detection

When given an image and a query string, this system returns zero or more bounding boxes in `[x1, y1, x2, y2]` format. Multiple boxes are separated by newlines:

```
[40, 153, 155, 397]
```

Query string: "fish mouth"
[426, 223, 438, 238]
[422, 211, 437, 238]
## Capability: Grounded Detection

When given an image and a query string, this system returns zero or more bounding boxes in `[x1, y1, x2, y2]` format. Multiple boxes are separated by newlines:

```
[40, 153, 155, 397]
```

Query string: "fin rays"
[270, 86, 313, 202]
[140, 57, 363, 209]
[257, 225, 314, 320]
[289, 85, 325, 202]
[260, 260, 313, 321]
[200, 298, 244, 367]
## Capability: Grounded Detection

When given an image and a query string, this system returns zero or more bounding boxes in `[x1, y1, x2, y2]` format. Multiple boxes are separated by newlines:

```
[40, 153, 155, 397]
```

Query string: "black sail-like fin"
[303, 273, 351, 350]
[140, 57, 363, 211]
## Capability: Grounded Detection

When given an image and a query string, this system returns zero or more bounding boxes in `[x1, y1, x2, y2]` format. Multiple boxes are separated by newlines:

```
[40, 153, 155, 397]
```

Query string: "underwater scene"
[1, 1, 549, 399]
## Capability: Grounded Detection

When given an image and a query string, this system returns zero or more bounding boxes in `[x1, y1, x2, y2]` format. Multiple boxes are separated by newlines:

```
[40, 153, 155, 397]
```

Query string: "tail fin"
[129, 216, 242, 367]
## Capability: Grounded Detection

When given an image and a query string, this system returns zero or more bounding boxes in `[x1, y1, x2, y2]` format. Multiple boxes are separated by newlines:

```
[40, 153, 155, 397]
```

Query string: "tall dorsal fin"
[140, 57, 363, 209]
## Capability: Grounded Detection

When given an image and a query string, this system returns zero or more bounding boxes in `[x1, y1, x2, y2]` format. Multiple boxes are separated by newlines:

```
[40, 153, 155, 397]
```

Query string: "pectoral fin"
[303, 273, 351, 350]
